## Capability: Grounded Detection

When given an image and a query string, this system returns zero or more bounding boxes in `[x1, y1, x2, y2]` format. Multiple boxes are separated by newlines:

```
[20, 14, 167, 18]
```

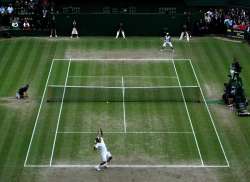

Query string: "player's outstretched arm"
[96, 128, 103, 137]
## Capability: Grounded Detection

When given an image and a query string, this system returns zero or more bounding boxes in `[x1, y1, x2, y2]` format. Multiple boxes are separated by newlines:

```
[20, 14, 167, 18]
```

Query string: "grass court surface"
[24, 58, 228, 168]
[0, 37, 250, 181]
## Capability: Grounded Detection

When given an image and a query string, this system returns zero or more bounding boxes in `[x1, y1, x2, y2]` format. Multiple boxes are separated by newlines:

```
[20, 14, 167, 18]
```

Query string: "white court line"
[188, 59, 230, 167]
[171, 59, 204, 166]
[25, 164, 229, 168]
[49, 59, 72, 166]
[47, 85, 199, 89]
[122, 76, 127, 133]
[57, 131, 192, 134]
[24, 59, 55, 167]
[68, 75, 178, 79]
[53, 58, 191, 61]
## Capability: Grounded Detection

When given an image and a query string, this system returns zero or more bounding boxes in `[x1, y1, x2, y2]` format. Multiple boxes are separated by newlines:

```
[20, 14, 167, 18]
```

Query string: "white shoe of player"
[103, 164, 108, 168]
[95, 165, 101, 171]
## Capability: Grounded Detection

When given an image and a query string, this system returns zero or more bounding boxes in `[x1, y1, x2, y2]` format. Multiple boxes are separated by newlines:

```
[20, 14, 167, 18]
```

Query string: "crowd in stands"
[194, 8, 250, 35]
[0, 0, 56, 32]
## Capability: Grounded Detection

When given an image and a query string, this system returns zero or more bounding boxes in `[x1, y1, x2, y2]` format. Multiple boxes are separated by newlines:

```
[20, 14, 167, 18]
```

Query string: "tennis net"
[47, 85, 202, 102]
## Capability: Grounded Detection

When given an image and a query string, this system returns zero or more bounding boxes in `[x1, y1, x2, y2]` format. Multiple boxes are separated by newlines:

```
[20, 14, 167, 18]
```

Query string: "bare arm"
[100, 128, 103, 137]
[97, 128, 103, 137]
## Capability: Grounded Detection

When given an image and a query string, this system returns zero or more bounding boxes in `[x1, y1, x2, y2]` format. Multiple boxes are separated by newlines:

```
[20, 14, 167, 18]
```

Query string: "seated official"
[16, 84, 29, 99]
[230, 58, 242, 77]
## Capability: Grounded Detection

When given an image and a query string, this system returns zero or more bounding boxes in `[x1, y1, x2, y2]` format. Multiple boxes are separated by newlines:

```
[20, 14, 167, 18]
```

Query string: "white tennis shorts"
[101, 151, 112, 162]
[163, 41, 173, 48]
[72, 28, 78, 35]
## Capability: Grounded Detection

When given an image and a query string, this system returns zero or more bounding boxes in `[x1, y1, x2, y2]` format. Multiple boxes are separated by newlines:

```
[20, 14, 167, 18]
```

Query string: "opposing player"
[115, 22, 126, 39]
[94, 128, 112, 171]
[161, 32, 174, 50]
[179, 24, 190, 42]
[71, 20, 79, 38]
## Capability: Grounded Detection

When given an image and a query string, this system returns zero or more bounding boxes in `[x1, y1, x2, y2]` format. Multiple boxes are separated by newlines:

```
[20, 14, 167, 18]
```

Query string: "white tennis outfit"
[94, 137, 112, 162]
[72, 27, 78, 35]
[163, 35, 173, 48]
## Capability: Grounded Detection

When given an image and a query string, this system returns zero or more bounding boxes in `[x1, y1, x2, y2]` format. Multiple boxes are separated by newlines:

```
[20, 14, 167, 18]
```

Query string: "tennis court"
[24, 58, 229, 168]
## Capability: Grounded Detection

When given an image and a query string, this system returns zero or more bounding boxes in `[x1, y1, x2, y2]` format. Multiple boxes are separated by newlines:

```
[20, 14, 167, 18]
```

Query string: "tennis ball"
[106, 101, 109, 104]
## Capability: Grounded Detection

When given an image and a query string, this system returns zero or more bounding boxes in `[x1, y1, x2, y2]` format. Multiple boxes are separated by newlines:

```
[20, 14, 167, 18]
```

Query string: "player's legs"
[167, 42, 174, 49]
[116, 30, 120, 39]
[121, 30, 126, 39]
[186, 32, 190, 42]
[16, 93, 20, 99]
[71, 29, 74, 38]
[95, 153, 109, 171]
[50, 29, 53, 37]
[106, 151, 112, 163]
[179, 32, 184, 40]
[162, 42, 167, 48]
[54, 29, 57, 37]
[71, 28, 78, 38]
[95, 161, 107, 171]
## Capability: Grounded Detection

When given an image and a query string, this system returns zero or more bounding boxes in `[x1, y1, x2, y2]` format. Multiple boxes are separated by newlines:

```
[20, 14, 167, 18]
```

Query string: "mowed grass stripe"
[24, 41, 62, 165]
[190, 40, 227, 164]
[0, 39, 16, 71]
[55, 62, 78, 163]
[177, 39, 229, 164]
[206, 40, 229, 82]
[0, 40, 23, 95]
[0, 108, 16, 162]
[0, 39, 11, 66]
[0, 111, 20, 174]
[0, 40, 43, 165]
[25, 40, 53, 96]
[57, 60, 82, 161]
[8, 40, 37, 94]
[0, 39, 33, 95]
[190, 40, 223, 95]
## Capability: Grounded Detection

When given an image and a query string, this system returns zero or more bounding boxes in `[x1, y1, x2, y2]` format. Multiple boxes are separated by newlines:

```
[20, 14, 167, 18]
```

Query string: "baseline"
[25, 164, 229, 168]
[57, 131, 192, 134]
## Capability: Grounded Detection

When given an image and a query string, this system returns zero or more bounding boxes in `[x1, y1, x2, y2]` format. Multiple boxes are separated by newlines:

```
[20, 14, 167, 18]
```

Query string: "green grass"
[0, 37, 250, 181]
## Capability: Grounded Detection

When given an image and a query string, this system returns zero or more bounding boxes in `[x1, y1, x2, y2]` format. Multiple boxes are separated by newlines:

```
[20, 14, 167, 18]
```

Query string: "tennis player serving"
[94, 128, 112, 171]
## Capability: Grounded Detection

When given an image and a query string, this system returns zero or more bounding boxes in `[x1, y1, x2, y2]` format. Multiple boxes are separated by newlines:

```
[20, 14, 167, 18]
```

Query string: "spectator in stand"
[7, 4, 14, 15]
[247, 26, 250, 33]
[200, 7, 250, 34]
[204, 12, 212, 24]
[0, 5, 5, 15]
[41, 7, 48, 30]
[224, 16, 234, 28]
[23, 18, 30, 31]
[11, 17, 19, 29]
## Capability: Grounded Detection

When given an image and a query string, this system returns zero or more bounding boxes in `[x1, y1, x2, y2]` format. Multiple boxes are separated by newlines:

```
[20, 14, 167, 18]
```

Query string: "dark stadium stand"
[0, 0, 249, 37]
